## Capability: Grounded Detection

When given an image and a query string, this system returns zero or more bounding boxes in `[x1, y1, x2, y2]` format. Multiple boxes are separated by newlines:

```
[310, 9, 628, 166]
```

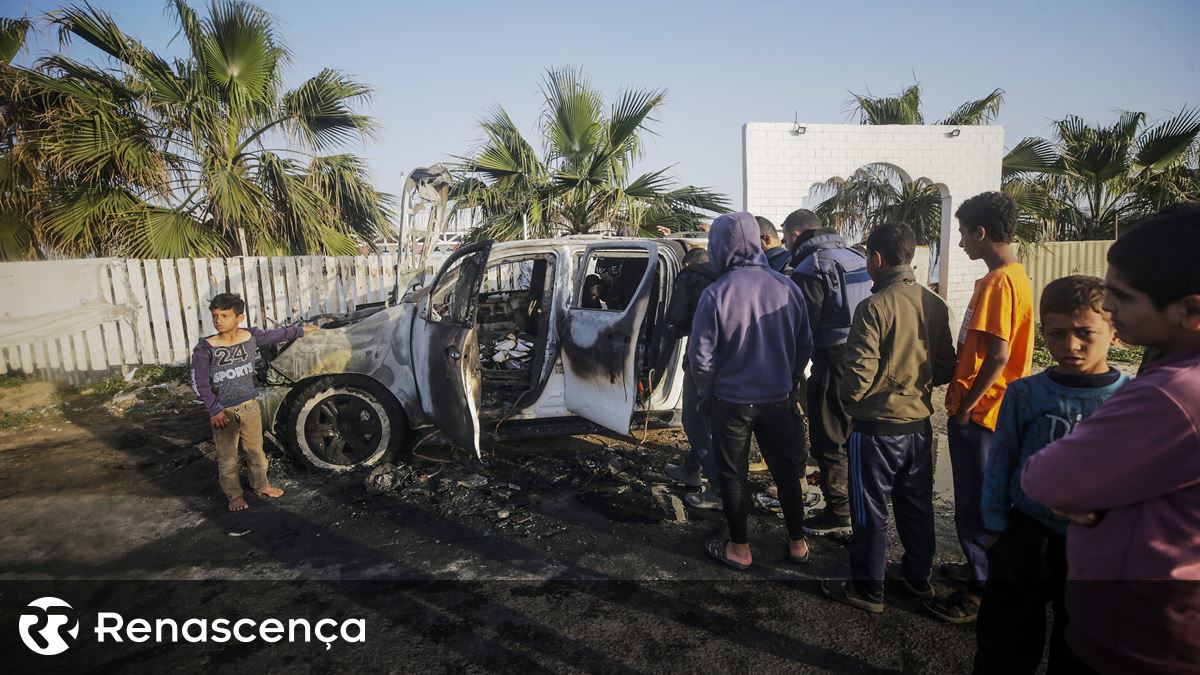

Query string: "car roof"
[489, 234, 707, 255]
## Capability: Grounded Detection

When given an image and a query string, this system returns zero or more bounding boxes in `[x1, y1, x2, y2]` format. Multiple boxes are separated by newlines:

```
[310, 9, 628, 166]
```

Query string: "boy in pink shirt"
[1021, 206, 1200, 674]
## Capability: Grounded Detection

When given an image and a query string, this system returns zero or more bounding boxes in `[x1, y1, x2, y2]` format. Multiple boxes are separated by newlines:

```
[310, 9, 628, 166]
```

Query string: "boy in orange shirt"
[926, 191, 1034, 623]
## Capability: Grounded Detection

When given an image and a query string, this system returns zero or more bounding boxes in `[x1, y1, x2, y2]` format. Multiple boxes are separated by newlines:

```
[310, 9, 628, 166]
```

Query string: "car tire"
[284, 377, 408, 472]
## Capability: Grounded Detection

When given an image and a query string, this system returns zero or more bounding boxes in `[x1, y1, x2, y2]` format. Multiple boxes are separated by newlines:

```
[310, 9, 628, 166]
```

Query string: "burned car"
[258, 236, 707, 471]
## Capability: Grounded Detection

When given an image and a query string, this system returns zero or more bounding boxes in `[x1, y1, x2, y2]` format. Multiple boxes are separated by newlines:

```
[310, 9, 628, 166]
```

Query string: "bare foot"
[789, 538, 810, 560]
[228, 496, 249, 512]
[256, 485, 284, 499]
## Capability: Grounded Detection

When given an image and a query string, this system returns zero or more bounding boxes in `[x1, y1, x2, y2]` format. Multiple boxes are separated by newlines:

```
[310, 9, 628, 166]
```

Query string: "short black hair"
[1040, 275, 1107, 317]
[682, 247, 710, 266]
[955, 191, 1018, 243]
[865, 222, 916, 266]
[209, 293, 246, 315]
[755, 216, 778, 240]
[1107, 205, 1200, 310]
[781, 209, 822, 234]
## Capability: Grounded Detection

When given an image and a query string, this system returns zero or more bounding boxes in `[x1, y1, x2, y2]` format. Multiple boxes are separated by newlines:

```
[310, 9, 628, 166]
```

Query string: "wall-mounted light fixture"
[949, 129, 962, 138]
[791, 112, 806, 135]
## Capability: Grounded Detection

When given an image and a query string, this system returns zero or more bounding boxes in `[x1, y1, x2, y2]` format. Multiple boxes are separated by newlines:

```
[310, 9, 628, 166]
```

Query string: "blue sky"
[8, 0, 1200, 208]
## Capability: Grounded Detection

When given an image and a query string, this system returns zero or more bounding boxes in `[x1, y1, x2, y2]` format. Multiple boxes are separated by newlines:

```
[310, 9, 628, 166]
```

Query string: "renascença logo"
[16, 597, 366, 654]
[19, 597, 80, 656]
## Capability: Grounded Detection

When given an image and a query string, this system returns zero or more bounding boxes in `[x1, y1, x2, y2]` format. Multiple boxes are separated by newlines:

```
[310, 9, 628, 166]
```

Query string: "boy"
[191, 293, 317, 512]
[1022, 208, 1200, 674]
[928, 191, 1035, 623]
[975, 276, 1129, 673]
[662, 247, 723, 510]
[820, 222, 956, 612]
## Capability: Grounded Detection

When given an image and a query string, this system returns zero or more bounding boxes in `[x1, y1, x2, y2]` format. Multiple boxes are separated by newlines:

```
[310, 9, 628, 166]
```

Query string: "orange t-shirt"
[945, 262, 1034, 430]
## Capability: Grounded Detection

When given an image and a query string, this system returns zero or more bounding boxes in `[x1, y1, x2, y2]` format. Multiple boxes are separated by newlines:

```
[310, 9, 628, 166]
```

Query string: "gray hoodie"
[688, 212, 814, 403]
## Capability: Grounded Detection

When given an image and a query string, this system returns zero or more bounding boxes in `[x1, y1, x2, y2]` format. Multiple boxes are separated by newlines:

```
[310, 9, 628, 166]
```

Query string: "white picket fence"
[0, 254, 408, 382]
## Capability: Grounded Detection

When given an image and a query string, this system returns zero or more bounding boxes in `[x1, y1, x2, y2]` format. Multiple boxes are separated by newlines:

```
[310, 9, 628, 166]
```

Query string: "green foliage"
[0, 1, 394, 260]
[819, 83, 1004, 245]
[1003, 109, 1200, 241]
[453, 67, 730, 240]
[69, 363, 190, 398]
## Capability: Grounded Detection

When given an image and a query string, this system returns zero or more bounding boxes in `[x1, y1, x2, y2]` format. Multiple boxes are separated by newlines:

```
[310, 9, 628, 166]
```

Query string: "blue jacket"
[981, 369, 1129, 535]
[688, 212, 814, 404]
[788, 231, 872, 350]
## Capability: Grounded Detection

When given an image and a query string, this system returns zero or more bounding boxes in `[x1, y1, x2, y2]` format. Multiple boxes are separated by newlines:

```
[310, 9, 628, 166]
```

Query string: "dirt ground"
[0, 379, 979, 673]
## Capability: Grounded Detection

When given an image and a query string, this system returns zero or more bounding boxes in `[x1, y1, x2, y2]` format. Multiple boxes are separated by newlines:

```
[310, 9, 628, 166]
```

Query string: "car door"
[411, 241, 492, 456]
[560, 241, 658, 434]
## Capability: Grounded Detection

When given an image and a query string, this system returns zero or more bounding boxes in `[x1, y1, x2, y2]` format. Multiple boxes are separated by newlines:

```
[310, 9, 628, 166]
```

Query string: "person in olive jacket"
[821, 222, 957, 613]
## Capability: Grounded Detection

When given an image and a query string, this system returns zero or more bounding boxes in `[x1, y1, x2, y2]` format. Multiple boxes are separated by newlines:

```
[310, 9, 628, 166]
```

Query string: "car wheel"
[284, 378, 407, 472]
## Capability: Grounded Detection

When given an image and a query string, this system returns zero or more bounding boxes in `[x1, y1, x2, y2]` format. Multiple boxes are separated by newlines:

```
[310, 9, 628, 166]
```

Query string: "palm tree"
[850, 83, 1005, 126]
[811, 166, 944, 246]
[0, 1, 394, 260]
[1002, 110, 1200, 240]
[453, 67, 729, 240]
[809, 83, 1005, 246]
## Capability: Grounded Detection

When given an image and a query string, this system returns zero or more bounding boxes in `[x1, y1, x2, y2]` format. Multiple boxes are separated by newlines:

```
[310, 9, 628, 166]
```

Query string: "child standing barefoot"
[190, 293, 317, 511]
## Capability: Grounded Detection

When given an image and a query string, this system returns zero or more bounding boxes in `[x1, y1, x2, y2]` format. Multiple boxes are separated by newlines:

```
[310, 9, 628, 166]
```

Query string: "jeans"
[681, 368, 720, 491]
[808, 346, 852, 517]
[974, 510, 1083, 675]
[948, 419, 994, 592]
[711, 398, 808, 544]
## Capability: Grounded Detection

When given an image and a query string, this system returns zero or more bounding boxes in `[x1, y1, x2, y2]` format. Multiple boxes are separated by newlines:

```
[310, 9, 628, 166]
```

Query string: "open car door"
[412, 241, 492, 457]
[560, 241, 658, 434]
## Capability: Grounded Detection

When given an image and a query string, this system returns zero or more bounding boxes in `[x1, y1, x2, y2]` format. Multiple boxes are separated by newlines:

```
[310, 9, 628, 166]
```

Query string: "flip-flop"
[705, 538, 750, 571]
[783, 539, 811, 564]
[821, 579, 884, 613]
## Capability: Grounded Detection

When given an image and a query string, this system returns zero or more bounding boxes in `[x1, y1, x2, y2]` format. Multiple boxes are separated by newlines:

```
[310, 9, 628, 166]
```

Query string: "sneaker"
[684, 491, 724, 511]
[885, 562, 936, 599]
[664, 463, 702, 488]
[938, 562, 971, 583]
[803, 510, 853, 536]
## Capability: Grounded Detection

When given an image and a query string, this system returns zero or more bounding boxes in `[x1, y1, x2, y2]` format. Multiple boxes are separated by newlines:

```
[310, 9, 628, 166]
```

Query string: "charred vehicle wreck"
[256, 237, 706, 471]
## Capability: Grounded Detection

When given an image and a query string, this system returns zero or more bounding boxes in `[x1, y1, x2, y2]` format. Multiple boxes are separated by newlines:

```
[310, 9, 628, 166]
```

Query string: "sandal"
[784, 539, 811, 564]
[820, 580, 884, 613]
[705, 538, 750, 571]
[924, 589, 981, 623]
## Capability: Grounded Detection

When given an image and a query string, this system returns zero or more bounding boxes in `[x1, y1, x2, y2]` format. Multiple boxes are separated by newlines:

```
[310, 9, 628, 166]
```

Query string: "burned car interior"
[477, 254, 555, 417]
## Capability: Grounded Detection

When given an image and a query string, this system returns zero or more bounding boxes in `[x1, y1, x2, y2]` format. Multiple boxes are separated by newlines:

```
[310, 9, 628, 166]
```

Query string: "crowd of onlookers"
[663, 194, 1199, 674]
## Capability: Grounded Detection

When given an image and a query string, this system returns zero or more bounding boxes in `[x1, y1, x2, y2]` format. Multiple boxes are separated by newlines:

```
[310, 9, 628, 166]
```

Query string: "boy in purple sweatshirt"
[191, 293, 317, 511]
[689, 211, 814, 570]
[1021, 207, 1200, 674]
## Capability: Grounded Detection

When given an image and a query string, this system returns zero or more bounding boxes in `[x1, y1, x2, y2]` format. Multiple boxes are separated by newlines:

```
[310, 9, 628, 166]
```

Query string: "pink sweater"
[1022, 347, 1200, 674]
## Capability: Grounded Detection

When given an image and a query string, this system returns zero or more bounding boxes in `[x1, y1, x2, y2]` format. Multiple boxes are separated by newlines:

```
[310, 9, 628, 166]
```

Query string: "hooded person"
[688, 211, 815, 570]
[662, 247, 725, 509]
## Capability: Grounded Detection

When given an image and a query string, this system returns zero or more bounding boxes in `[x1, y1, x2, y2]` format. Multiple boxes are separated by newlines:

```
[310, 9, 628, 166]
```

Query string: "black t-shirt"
[1044, 366, 1122, 389]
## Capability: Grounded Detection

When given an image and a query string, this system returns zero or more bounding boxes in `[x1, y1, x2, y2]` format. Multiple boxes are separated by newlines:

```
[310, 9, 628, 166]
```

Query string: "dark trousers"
[847, 428, 935, 602]
[974, 510, 1088, 675]
[711, 398, 808, 544]
[808, 346, 852, 517]
[680, 368, 720, 491]
[948, 419, 993, 592]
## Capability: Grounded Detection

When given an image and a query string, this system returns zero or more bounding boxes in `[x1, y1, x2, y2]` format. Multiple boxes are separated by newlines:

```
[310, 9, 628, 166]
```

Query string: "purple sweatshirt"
[190, 325, 304, 417]
[688, 212, 813, 403]
[1022, 346, 1200, 674]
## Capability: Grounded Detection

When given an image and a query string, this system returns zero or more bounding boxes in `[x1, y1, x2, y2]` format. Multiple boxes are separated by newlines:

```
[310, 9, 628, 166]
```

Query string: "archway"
[742, 122, 1004, 320]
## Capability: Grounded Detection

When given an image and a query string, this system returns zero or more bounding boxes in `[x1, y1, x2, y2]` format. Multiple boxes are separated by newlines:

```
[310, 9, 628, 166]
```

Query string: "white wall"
[743, 122, 1004, 320]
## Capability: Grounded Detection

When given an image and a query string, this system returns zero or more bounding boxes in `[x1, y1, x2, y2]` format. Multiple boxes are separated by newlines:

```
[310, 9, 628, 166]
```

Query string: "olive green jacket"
[840, 265, 957, 429]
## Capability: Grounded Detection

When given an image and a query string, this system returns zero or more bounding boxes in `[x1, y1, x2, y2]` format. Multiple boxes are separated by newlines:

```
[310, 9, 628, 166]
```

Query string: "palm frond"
[281, 69, 377, 151]
[0, 17, 30, 65]
[938, 88, 1005, 125]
